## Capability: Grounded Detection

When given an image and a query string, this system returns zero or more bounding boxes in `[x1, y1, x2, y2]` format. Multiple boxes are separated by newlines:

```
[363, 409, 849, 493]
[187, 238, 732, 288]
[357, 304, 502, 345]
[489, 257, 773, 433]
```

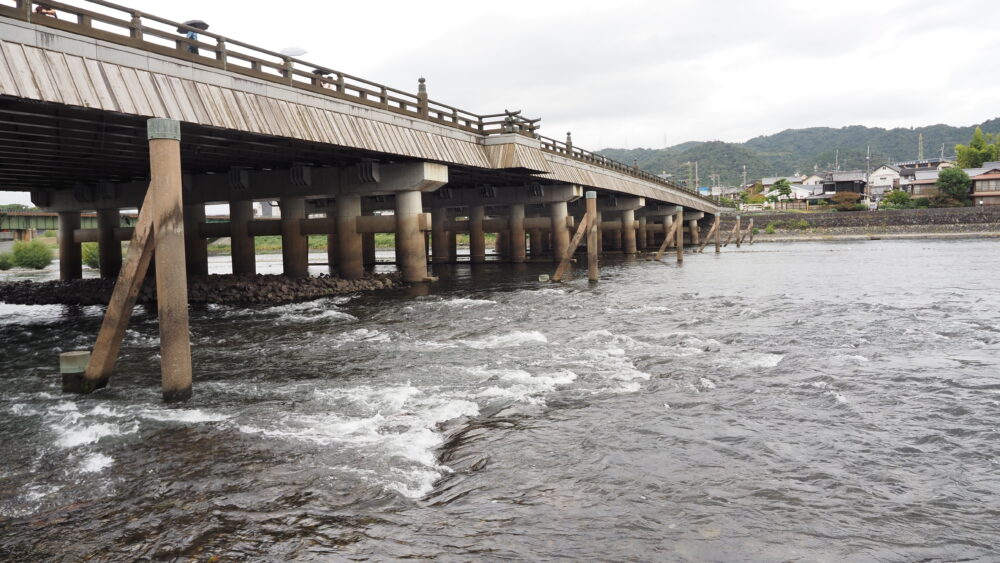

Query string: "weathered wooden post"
[587, 191, 599, 281]
[698, 215, 720, 253]
[715, 214, 721, 253]
[76, 118, 193, 402]
[674, 209, 684, 263]
[747, 218, 755, 244]
[148, 119, 193, 402]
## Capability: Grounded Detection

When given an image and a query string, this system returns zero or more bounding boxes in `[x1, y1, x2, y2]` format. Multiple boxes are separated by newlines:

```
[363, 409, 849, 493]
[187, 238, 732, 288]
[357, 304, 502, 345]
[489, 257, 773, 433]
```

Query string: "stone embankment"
[0, 273, 403, 306]
[720, 206, 1000, 242]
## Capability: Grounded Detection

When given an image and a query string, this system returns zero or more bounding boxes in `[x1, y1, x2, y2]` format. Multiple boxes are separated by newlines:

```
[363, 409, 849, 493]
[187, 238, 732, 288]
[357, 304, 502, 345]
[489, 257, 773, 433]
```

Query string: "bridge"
[0, 0, 724, 401]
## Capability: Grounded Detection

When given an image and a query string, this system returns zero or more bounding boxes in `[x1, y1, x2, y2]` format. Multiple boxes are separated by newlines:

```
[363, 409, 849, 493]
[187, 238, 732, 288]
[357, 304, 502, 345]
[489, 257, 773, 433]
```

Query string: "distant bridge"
[0, 0, 719, 284]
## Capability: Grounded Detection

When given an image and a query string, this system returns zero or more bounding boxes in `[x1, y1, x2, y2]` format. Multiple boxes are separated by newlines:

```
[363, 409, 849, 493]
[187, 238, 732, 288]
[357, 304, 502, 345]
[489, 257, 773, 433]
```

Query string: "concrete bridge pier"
[509, 204, 526, 263]
[280, 196, 308, 278]
[529, 227, 543, 259]
[622, 209, 637, 254]
[97, 208, 122, 279]
[337, 194, 364, 280]
[395, 190, 431, 282]
[549, 201, 570, 262]
[470, 205, 486, 263]
[326, 214, 337, 273]
[183, 203, 208, 277]
[447, 228, 458, 264]
[230, 199, 256, 275]
[58, 211, 82, 280]
[637, 215, 648, 251]
[431, 207, 449, 264]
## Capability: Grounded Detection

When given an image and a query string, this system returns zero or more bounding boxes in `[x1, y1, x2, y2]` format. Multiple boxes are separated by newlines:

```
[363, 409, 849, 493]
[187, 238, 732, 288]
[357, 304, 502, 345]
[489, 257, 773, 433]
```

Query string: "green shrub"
[0, 253, 12, 270]
[12, 240, 54, 269]
[765, 222, 777, 234]
[81, 242, 100, 268]
[41, 230, 58, 238]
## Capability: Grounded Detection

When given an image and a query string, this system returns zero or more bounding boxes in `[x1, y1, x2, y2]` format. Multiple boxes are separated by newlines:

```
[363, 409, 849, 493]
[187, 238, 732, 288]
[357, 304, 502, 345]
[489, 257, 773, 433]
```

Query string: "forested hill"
[598, 117, 1000, 186]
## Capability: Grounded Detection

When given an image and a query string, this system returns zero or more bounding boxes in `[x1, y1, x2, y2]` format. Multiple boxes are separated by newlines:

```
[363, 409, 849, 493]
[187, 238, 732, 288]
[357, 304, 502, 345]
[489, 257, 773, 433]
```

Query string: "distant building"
[971, 167, 1000, 206]
[760, 175, 804, 188]
[867, 164, 901, 199]
[800, 174, 825, 186]
[822, 171, 867, 194]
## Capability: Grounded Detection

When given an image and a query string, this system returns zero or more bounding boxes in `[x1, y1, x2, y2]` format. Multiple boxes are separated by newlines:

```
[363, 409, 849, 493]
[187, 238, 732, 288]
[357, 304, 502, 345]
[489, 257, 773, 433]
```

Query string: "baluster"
[417, 77, 428, 117]
[380, 86, 388, 106]
[215, 37, 226, 65]
[129, 12, 143, 41]
[335, 74, 345, 94]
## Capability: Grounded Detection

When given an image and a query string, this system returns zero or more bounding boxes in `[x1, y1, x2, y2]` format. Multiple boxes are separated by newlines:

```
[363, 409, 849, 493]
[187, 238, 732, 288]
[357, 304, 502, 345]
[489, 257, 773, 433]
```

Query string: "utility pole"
[742, 164, 748, 188]
[918, 132, 925, 160]
[835, 149, 840, 171]
[694, 161, 700, 189]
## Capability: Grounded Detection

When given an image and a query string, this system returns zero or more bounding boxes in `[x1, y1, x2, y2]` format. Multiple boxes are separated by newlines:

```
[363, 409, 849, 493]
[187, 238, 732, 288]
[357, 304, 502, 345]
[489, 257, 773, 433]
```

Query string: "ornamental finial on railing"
[566, 132, 573, 153]
[417, 77, 428, 117]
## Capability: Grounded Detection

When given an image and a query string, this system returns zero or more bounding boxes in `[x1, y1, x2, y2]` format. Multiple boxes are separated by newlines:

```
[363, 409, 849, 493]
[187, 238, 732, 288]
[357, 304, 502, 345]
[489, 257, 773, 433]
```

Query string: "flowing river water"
[1, 240, 999, 561]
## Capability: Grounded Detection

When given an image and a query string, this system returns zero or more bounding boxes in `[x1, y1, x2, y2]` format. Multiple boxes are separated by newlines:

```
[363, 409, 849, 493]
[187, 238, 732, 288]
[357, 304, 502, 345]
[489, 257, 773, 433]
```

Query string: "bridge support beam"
[529, 228, 543, 259]
[184, 203, 208, 277]
[637, 215, 648, 251]
[549, 201, 570, 263]
[97, 208, 122, 279]
[509, 204, 526, 263]
[689, 219, 700, 247]
[431, 207, 449, 264]
[395, 190, 430, 282]
[447, 228, 458, 264]
[337, 194, 364, 280]
[470, 205, 486, 263]
[281, 196, 309, 278]
[230, 200, 256, 276]
[58, 211, 82, 280]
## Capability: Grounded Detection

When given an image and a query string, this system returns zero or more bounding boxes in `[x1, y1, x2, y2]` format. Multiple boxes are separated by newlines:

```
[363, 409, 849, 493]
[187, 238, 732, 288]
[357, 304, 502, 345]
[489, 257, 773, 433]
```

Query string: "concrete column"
[97, 208, 122, 279]
[549, 201, 569, 262]
[337, 193, 364, 280]
[495, 230, 507, 261]
[637, 215, 647, 251]
[280, 196, 308, 278]
[326, 213, 337, 273]
[447, 230, 458, 264]
[612, 228, 622, 251]
[431, 207, 449, 263]
[395, 190, 429, 282]
[230, 200, 256, 275]
[509, 204, 526, 263]
[688, 220, 699, 246]
[622, 209, 637, 255]
[363, 233, 376, 268]
[529, 228, 543, 259]
[183, 203, 208, 277]
[470, 205, 486, 263]
[58, 211, 82, 280]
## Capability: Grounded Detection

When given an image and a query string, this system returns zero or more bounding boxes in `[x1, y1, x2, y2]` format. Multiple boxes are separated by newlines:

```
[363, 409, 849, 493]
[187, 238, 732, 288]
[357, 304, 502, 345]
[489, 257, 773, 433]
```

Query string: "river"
[1, 240, 998, 561]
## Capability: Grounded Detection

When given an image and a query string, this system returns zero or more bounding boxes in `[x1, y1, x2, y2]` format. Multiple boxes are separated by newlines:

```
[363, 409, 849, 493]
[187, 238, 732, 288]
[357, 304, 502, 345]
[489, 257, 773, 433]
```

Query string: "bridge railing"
[0, 0, 710, 202]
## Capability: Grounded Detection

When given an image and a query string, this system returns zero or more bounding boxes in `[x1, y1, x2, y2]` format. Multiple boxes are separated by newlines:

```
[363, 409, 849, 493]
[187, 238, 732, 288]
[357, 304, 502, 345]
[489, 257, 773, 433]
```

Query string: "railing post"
[215, 37, 227, 65]
[16, 0, 30, 20]
[335, 73, 345, 94]
[283, 57, 294, 85]
[565, 132, 573, 155]
[417, 77, 429, 118]
[380, 86, 389, 106]
[129, 12, 143, 41]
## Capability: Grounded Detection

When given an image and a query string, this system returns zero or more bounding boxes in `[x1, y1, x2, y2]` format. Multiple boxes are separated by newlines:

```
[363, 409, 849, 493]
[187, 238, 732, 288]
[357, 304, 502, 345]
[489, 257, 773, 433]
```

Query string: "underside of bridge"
[0, 97, 537, 194]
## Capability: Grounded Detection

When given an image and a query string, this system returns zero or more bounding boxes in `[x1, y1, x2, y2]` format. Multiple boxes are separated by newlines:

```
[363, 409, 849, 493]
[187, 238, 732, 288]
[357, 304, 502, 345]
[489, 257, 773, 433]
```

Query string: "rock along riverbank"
[0, 273, 403, 306]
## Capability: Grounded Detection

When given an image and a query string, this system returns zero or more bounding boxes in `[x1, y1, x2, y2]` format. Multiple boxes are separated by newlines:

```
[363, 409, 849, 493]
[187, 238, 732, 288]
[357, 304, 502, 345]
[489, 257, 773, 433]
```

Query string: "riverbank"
[0, 272, 403, 306]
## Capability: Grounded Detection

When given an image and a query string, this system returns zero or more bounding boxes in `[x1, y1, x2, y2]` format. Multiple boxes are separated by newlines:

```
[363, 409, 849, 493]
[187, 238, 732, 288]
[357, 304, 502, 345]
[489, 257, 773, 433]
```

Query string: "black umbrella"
[176, 19, 209, 33]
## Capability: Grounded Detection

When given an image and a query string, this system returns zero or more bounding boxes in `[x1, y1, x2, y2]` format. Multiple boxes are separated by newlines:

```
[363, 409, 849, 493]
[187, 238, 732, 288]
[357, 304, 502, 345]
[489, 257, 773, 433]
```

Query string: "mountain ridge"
[597, 117, 1000, 186]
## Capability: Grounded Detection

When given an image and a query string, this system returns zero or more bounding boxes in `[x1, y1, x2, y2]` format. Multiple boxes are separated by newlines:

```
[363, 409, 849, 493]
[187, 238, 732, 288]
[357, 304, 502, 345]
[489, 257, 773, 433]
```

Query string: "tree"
[831, 191, 861, 211]
[773, 178, 793, 199]
[12, 240, 53, 269]
[955, 126, 999, 168]
[883, 190, 911, 207]
[0, 203, 30, 211]
[936, 167, 972, 203]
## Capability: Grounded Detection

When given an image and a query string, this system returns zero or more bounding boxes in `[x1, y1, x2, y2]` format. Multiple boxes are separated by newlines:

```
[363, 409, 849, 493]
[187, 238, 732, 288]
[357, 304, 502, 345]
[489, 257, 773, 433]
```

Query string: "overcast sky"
[3, 0, 998, 205]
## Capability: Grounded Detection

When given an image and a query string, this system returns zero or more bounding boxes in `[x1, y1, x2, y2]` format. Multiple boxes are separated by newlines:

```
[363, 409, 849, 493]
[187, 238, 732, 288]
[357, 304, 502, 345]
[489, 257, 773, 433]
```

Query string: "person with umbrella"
[177, 20, 209, 54]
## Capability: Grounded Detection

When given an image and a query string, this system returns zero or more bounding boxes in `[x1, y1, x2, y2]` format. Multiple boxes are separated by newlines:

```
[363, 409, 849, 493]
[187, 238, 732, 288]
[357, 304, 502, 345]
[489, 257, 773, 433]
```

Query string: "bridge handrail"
[0, 0, 712, 204]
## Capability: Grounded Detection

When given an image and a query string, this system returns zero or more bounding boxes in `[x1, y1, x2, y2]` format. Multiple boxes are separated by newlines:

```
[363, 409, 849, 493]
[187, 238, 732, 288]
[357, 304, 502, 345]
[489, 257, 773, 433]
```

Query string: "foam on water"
[137, 408, 230, 423]
[79, 453, 114, 473]
[460, 330, 548, 349]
